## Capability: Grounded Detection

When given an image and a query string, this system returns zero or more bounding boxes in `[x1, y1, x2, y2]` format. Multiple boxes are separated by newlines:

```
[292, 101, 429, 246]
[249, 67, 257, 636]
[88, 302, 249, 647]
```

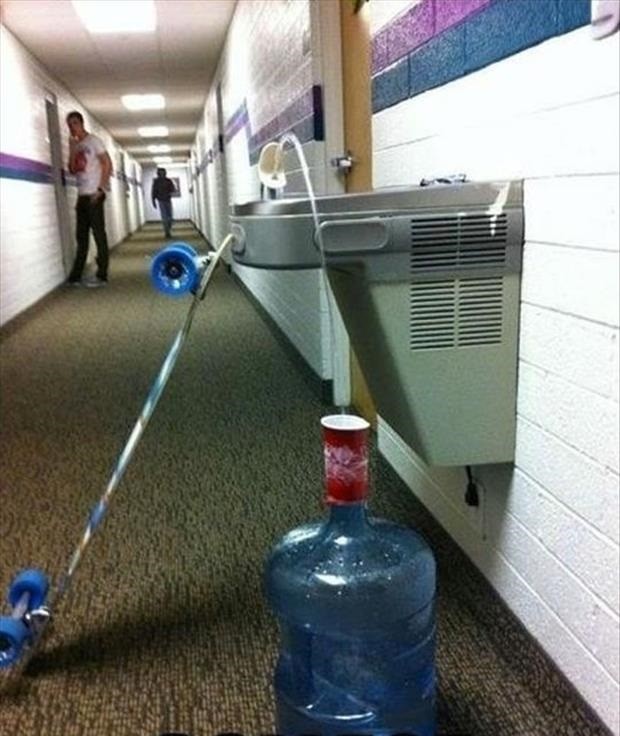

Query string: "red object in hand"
[321, 414, 370, 504]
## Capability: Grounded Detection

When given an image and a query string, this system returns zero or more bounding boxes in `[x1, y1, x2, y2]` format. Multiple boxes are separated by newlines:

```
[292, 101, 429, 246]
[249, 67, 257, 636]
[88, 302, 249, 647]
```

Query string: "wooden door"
[339, 0, 377, 425]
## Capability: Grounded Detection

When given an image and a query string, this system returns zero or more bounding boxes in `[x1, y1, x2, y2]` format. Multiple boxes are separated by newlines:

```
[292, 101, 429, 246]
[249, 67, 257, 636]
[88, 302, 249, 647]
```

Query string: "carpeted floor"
[0, 222, 610, 736]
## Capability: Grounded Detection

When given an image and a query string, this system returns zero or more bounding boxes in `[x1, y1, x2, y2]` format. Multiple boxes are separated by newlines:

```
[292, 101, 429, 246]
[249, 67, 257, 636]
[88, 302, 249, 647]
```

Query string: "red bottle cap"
[321, 414, 370, 504]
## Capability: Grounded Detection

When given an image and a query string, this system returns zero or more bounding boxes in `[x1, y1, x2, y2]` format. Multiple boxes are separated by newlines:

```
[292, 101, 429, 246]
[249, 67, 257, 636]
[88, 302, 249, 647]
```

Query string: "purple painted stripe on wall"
[372, 0, 494, 76]
[226, 101, 249, 126]
[0, 152, 52, 175]
[0, 154, 140, 187]
[435, 0, 493, 34]
[249, 88, 314, 152]
[225, 105, 250, 143]
[224, 100, 249, 140]
[373, 0, 434, 75]
[250, 111, 315, 157]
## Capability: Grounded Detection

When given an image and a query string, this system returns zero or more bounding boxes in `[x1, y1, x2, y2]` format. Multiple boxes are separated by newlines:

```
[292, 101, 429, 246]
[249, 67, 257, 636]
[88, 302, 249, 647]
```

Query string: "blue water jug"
[265, 415, 437, 736]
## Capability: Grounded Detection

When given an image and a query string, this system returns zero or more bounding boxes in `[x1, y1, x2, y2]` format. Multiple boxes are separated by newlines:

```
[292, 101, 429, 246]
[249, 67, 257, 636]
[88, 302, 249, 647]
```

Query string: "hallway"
[0, 226, 609, 735]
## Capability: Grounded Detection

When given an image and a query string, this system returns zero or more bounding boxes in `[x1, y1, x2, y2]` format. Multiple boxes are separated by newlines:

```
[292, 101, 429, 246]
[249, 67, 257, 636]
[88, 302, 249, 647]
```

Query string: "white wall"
[373, 25, 620, 734]
[142, 165, 191, 223]
[0, 24, 143, 327]
[189, 0, 345, 381]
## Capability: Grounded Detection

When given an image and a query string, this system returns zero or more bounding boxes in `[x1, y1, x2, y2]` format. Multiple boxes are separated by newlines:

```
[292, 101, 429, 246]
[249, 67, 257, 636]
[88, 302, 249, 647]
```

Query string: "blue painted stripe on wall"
[373, 0, 593, 114]
[464, 0, 558, 74]
[410, 23, 466, 97]
[0, 153, 53, 184]
[557, 0, 591, 33]
[0, 166, 52, 184]
[372, 58, 410, 113]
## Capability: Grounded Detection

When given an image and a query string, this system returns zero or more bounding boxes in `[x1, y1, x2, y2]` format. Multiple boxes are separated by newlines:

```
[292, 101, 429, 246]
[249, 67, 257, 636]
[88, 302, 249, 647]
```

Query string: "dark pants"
[157, 199, 173, 237]
[69, 194, 109, 282]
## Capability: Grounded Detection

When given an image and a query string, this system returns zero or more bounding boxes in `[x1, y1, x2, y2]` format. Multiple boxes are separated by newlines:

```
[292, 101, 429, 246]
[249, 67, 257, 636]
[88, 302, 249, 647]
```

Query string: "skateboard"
[0, 233, 234, 674]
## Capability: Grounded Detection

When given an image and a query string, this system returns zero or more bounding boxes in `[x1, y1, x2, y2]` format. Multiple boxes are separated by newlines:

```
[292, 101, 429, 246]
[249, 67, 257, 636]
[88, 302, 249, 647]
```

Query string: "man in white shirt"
[66, 111, 113, 287]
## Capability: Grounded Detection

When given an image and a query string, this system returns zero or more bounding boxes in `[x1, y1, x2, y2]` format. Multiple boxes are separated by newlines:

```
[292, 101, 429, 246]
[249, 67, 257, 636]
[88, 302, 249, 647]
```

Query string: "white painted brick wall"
[525, 175, 619, 252]
[380, 417, 620, 734]
[203, 0, 336, 380]
[519, 304, 617, 397]
[373, 23, 620, 734]
[503, 469, 619, 612]
[516, 417, 619, 543]
[234, 265, 325, 377]
[0, 25, 142, 327]
[195, 126, 209, 237]
[522, 242, 619, 327]
[484, 489, 619, 681]
[518, 362, 619, 472]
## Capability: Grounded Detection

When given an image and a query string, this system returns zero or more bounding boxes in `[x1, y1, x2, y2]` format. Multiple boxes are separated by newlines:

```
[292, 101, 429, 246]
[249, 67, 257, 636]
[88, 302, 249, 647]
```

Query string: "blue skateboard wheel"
[0, 617, 30, 668]
[8, 568, 49, 611]
[167, 243, 197, 257]
[151, 243, 200, 297]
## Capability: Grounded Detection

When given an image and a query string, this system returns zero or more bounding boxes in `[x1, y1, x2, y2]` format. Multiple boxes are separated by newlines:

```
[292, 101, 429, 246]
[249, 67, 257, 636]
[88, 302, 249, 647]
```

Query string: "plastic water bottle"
[265, 415, 437, 736]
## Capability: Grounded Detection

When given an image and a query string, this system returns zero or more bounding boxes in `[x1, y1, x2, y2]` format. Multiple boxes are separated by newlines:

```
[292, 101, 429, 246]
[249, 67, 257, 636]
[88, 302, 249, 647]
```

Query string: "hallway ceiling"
[0, 0, 236, 165]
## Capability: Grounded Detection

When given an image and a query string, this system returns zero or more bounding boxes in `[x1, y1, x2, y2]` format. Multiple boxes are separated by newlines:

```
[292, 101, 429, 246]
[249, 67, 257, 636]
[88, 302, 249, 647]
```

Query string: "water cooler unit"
[231, 181, 524, 466]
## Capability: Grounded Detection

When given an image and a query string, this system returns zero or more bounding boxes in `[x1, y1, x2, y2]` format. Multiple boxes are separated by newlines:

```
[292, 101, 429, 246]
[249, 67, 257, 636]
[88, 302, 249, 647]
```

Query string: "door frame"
[337, 0, 377, 424]
[311, 0, 352, 409]
[44, 91, 73, 274]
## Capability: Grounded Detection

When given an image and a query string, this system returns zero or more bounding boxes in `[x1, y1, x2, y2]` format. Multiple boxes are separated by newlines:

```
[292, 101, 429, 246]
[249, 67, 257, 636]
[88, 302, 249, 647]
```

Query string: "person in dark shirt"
[151, 168, 176, 238]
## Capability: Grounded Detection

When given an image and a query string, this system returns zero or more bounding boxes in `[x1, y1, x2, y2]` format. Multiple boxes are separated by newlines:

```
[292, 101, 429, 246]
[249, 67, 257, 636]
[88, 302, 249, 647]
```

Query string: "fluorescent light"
[153, 156, 173, 164]
[148, 144, 171, 153]
[138, 126, 169, 138]
[72, 0, 156, 34]
[122, 94, 165, 111]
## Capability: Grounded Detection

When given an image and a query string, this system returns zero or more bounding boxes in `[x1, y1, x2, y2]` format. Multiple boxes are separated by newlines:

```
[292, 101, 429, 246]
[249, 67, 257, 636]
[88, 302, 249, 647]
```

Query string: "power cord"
[465, 465, 480, 507]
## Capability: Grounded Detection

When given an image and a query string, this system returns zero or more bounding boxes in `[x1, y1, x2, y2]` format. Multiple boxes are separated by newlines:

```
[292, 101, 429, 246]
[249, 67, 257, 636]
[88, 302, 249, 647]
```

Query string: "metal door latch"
[330, 153, 355, 173]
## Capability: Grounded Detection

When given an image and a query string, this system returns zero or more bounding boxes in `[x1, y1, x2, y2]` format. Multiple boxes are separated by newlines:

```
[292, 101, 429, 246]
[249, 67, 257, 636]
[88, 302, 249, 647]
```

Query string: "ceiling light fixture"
[72, 0, 156, 34]
[153, 156, 173, 164]
[138, 126, 169, 138]
[122, 94, 165, 111]
[148, 144, 171, 153]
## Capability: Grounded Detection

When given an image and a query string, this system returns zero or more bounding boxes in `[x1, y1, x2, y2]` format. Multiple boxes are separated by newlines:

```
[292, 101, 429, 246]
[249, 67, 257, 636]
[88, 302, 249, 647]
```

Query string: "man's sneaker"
[66, 279, 82, 287]
[84, 276, 107, 288]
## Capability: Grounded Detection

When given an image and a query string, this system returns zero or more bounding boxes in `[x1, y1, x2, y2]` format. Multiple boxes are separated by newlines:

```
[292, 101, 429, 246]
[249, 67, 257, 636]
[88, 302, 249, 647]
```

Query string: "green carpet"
[0, 223, 610, 736]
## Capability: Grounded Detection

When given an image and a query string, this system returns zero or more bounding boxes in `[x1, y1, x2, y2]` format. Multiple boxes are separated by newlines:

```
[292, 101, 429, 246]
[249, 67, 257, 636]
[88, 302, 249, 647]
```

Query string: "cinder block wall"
[371, 2, 619, 733]
[188, 0, 343, 380]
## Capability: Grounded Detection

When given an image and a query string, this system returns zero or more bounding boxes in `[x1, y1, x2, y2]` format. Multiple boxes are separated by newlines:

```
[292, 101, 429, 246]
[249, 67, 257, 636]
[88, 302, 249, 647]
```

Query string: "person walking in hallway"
[151, 167, 176, 239]
[66, 110, 113, 288]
